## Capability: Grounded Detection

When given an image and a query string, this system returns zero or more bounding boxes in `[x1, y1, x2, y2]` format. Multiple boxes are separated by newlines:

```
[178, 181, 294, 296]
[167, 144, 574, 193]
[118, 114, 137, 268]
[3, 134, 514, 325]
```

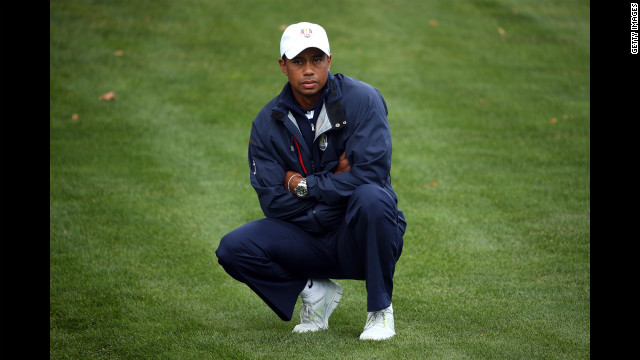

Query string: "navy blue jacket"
[248, 72, 404, 234]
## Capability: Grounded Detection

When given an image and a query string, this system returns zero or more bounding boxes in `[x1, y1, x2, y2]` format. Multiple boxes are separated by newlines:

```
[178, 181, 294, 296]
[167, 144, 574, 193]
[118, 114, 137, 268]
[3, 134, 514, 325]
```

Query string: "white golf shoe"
[292, 279, 342, 333]
[359, 303, 395, 340]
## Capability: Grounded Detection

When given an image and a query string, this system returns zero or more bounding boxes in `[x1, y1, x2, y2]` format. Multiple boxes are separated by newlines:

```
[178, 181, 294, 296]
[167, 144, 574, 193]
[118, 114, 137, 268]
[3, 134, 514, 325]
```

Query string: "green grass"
[50, 0, 590, 358]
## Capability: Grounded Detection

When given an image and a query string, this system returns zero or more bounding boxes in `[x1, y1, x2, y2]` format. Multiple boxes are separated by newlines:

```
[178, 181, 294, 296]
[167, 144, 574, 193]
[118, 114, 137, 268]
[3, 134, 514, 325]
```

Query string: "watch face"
[295, 181, 308, 197]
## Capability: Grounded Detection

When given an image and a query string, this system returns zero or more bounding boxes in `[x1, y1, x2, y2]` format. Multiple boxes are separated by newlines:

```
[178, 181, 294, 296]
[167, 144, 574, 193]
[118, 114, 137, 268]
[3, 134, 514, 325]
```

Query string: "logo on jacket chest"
[318, 134, 328, 151]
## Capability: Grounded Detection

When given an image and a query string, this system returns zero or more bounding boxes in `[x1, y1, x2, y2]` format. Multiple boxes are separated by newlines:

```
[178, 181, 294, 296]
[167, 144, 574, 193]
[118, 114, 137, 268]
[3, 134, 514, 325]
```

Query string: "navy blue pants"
[216, 184, 405, 321]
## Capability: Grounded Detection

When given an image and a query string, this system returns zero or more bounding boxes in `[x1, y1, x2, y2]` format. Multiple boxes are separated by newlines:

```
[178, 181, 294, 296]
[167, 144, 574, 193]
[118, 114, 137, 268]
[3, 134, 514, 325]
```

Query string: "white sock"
[300, 279, 324, 304]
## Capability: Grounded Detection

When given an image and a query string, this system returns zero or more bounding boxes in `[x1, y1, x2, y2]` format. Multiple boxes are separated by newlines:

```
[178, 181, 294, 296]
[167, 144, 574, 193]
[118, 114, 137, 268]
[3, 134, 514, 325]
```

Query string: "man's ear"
[279, 58, 287, 75]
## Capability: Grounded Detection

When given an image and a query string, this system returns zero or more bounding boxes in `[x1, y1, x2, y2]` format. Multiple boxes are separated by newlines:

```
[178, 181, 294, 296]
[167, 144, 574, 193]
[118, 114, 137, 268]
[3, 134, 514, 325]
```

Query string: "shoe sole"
[359, 332, 395, 341]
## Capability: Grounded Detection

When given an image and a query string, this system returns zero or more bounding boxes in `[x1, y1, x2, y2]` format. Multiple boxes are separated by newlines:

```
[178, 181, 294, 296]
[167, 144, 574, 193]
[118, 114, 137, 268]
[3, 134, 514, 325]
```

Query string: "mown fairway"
[50, 0, 590, 358]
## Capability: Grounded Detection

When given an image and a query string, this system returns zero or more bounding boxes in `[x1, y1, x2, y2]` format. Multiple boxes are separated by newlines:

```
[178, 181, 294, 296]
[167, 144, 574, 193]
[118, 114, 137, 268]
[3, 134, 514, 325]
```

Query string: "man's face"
[279, 47, 332, 109]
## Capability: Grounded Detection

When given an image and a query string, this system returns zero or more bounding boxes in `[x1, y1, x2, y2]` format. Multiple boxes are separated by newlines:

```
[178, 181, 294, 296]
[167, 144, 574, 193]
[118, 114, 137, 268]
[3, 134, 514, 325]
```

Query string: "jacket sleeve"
[306, 88, 392, 205]
[248, 120, 314, 220]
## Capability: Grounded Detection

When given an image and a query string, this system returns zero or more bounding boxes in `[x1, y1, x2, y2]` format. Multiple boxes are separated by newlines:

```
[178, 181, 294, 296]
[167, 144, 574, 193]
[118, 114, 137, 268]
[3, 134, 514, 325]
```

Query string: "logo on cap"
[301, 28, 312, 38]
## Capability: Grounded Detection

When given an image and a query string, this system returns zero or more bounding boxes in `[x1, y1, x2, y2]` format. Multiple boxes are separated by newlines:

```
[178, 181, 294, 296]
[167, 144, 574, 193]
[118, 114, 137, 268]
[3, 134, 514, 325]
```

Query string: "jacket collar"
[271, 72, 346, 129]
[278, 77, 329, 115]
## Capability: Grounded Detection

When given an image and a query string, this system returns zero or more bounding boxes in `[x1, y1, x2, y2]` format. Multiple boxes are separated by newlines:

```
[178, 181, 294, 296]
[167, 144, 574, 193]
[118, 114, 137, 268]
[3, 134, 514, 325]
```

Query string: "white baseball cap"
[280, 22, 330, 59]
